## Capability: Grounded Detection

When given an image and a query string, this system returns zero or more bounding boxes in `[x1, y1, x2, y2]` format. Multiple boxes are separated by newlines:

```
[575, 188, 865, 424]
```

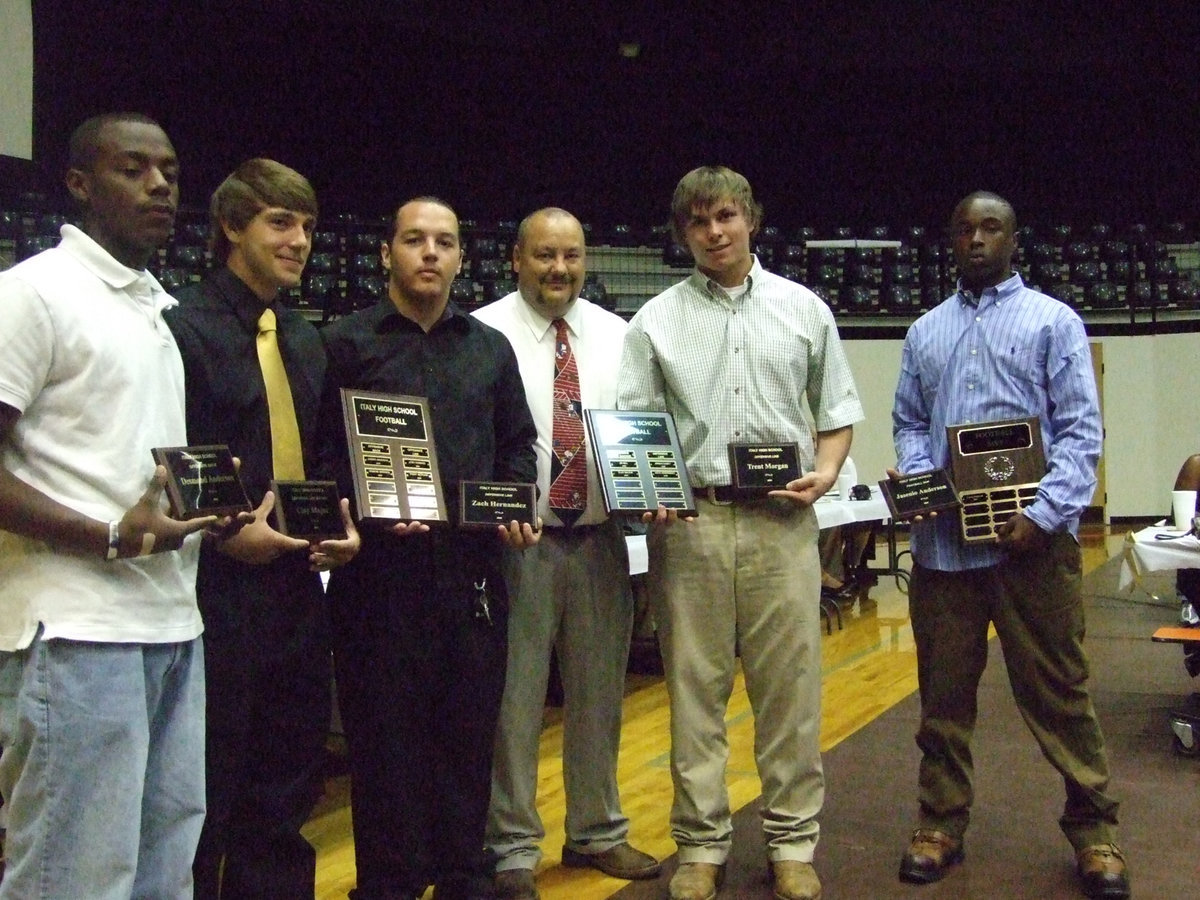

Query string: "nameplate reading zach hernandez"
[459, 481, 538, 529]
[152, 445, 253, 519]
[340, 389, 447, 523]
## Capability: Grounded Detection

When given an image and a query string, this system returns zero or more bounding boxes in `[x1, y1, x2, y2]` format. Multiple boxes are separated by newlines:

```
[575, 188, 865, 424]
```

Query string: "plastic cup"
[1172, 489, 1196, 531]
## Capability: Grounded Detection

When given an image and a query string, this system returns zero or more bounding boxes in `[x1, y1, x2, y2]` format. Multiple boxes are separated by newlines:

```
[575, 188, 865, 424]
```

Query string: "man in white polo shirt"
[475, 207, 659, 900]
[0, 113, 216, 899]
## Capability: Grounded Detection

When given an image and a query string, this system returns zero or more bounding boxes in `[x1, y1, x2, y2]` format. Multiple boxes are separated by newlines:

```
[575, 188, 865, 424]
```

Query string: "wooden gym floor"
[307, 524, 1131, 899]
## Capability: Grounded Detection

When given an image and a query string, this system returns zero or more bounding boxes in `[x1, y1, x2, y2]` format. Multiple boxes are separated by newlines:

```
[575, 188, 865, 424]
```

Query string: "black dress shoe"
[898, 828, 963, 884]
[561, 842, 661, 879]
[494, 868, 538, 900]
[1076, 844, 1130, 899]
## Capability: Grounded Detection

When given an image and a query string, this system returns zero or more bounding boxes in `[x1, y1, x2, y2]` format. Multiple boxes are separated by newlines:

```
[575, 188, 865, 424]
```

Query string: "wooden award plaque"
[340, 389, 447, 523]
[151, 445, 253, 519]
[946, 416, 1046, 543]
[584, 409, 697, 517]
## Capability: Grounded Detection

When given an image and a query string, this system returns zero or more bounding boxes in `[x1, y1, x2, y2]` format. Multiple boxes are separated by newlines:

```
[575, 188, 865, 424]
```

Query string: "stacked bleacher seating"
[1, 194, 1196, 323]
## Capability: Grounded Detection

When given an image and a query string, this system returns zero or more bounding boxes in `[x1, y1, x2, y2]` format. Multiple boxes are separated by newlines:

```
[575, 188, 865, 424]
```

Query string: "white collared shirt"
[474, 292, 628, 527]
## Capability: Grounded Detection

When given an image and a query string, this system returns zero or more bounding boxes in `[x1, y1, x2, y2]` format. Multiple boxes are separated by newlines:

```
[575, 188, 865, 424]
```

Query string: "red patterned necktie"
[549, 318, 586, 527]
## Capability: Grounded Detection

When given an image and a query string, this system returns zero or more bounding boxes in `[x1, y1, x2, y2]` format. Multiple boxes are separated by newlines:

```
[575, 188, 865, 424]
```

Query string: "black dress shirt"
[317, 297, 537, 617]
[167, 267, 326, 502]
[317, 298, 537, 525]
[165, 268, 328, 634]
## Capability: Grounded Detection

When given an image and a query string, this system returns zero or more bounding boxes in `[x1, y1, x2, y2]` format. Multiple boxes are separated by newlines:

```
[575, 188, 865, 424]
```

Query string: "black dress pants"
[330, 534, 507, 900]
[193, 553, 331, 900]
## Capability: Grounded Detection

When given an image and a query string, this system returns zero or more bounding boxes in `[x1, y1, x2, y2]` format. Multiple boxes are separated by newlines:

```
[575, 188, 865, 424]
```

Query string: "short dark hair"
[68, 112, 164, 171]
[952, 190, 1017, 231]
[670, 166, 763, 245]
[209, 159, 318, 263]
[386, 195, 458, 243]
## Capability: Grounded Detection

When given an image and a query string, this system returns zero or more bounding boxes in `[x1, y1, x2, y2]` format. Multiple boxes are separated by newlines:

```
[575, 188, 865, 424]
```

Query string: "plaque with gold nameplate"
[340, 389, 447, 523]
[946, 416, 1045, 543]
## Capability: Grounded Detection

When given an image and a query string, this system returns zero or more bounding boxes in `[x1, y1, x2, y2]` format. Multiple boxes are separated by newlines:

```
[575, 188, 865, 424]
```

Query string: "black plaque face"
[340, 389, 447, 522]
[878, 469, 961, 521]
[151, 445, 252, 519]
[956, 421, 1033, 455]
[270, 480, 346, 541]
[584, 409, 697, 517]
[728, 442, 801, 493]
[459, 481, 537, 529]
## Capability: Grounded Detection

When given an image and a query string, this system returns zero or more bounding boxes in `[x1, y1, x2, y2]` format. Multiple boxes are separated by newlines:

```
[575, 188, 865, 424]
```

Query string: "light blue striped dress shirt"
[892, 273, 1102, 572]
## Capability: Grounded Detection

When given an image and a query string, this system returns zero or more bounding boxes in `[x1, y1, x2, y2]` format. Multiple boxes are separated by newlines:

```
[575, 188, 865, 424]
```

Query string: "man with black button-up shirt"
[165, 159, 359, 900]
[317, 197, 539, 900]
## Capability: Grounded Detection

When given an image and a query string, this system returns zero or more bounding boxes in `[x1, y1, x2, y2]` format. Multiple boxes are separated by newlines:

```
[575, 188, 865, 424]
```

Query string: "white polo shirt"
[474, 292, 628, 528]
[0, 225, 201, 650]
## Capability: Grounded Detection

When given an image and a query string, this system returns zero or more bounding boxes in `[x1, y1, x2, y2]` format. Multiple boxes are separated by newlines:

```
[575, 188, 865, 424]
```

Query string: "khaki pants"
[648, 497, 823, 863]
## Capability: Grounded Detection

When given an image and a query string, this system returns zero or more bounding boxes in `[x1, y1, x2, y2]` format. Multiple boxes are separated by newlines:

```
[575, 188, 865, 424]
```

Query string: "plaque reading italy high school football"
[151, 445, 252, 520]
[270, 480, 346, 541]
[340, 389, 447, 523]
[947, 416, 1046, 543]
[584, 409, 697, 517]
[459, 481, 537, 529]
[728, 442, 801, 494]
[878, 468, 961, 521]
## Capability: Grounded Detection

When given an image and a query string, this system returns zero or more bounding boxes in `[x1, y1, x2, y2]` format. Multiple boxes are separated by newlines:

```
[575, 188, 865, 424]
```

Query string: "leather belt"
[700, 485, 739, 503]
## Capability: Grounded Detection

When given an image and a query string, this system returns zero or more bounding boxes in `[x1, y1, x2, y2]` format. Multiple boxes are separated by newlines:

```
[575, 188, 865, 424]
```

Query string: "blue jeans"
[0, 633, 206, 899]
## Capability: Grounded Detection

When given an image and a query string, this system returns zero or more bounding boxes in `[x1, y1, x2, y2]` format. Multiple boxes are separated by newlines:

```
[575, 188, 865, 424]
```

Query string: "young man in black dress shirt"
[318, 197, 540, 900]
[165, 159, 359, 900]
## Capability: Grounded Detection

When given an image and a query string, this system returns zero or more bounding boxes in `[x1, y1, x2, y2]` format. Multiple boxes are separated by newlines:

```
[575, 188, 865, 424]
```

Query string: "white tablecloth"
[1118, 524, 1200, 591]
[625, 487, 892, 575]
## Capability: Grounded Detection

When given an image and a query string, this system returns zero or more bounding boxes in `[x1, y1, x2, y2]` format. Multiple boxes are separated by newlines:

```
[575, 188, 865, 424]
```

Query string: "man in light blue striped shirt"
[891, 191, 1128, 900]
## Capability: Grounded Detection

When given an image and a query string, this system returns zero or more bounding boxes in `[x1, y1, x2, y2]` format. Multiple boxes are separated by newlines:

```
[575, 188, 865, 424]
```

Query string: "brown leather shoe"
[770, 859, 822, 900]
[667, 862, 725, 900]
[494, 868, 539, 900]
[1076, 843, 1130, 899]
[898, 828, 964, 883]
[561, 841, 661, 879]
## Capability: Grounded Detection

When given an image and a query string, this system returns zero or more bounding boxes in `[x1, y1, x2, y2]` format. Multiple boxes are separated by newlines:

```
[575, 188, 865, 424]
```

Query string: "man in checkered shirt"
[617, 166, 863, 900]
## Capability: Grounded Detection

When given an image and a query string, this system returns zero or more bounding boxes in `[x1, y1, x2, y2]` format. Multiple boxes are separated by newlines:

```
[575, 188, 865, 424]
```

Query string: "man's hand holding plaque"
[217, 489, 311, 565]
[217, 483, 361, 571]
[108, 465, 223, 560]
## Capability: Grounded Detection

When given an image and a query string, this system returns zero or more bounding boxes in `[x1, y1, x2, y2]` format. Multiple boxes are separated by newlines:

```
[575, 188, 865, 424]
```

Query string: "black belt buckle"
[703, 485, 736, 505]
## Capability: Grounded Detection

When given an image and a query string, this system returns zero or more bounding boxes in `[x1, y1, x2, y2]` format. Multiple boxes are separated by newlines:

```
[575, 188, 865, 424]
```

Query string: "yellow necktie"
[256, 308, 306, 480]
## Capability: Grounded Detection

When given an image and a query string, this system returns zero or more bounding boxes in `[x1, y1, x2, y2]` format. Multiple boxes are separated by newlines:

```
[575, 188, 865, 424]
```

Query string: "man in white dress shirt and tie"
[474, 207, 660, 900]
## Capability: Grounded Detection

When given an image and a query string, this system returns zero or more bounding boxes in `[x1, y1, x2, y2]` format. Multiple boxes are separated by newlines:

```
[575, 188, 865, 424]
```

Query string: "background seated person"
[1172, 454, 1200, 631]
[819, 458, 876, 598]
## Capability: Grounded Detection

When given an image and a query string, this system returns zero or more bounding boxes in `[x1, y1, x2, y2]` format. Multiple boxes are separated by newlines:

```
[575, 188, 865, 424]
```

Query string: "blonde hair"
[670, 166, 762, 244]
